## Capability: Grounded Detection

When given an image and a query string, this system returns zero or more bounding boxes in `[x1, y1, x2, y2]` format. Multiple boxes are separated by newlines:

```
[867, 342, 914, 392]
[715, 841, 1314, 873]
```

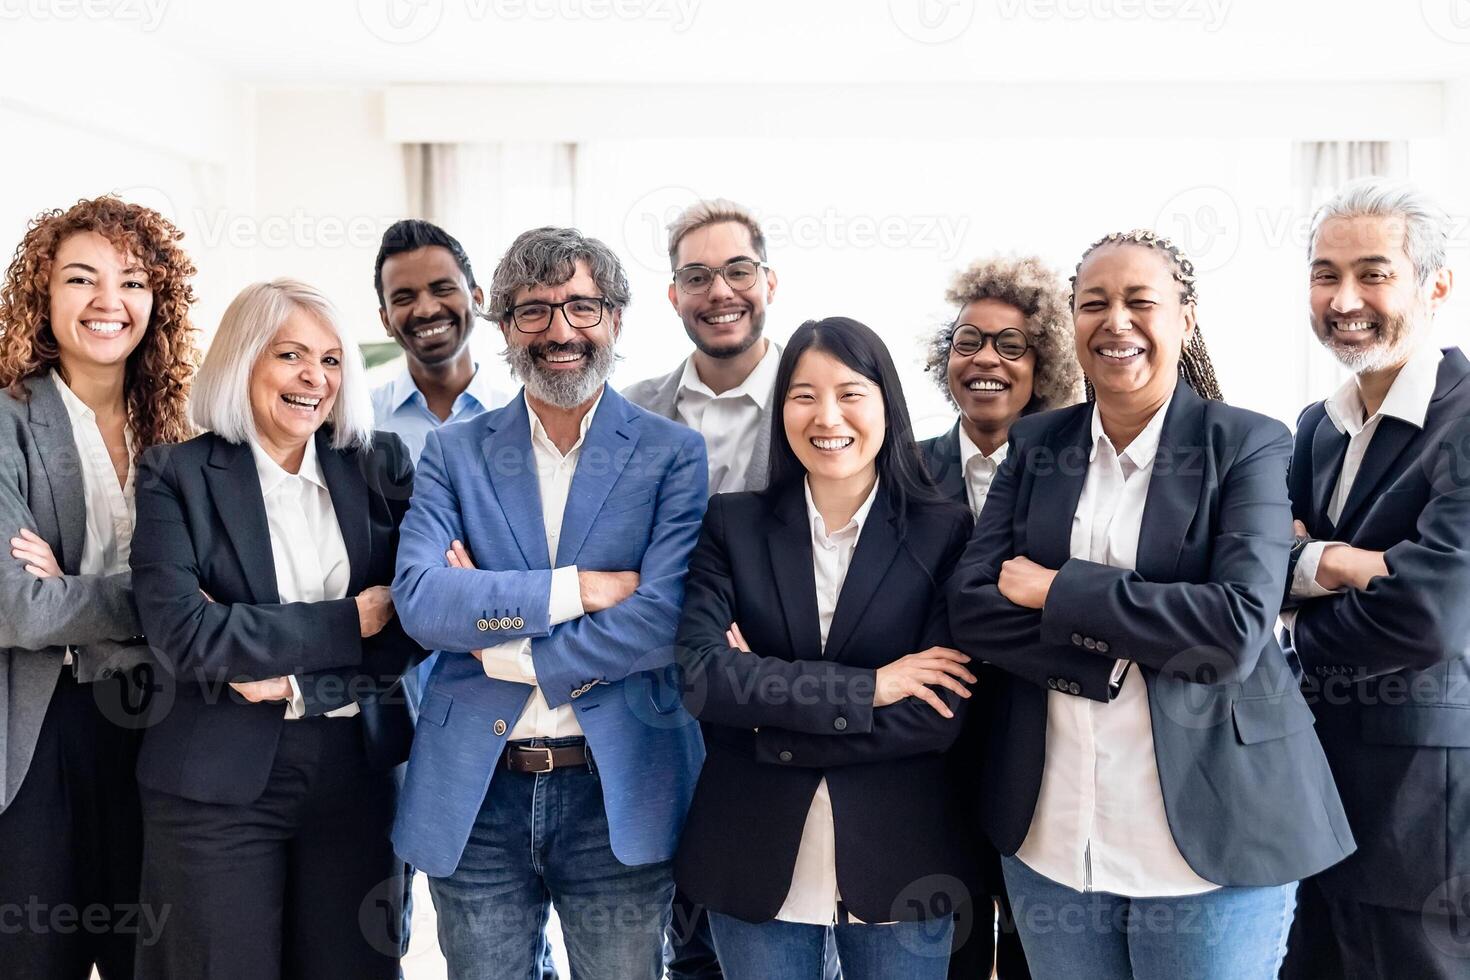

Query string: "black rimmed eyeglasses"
[504, 297, 610, 334]
[948, 324, 1031, 360]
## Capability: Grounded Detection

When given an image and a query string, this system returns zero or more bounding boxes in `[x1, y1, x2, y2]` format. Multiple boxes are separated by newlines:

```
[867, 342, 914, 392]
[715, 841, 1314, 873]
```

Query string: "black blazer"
[1286, 346, 1470, 912]
[673, 482, 974, 924]
[918, 423, 967, 506]
[130, 429, 424, 805]
[948, 383, 1355, 888]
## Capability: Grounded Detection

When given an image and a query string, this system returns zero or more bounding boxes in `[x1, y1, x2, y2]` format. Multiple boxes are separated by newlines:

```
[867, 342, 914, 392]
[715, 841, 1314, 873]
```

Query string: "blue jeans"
[427, 739, 674, 980]
[707, 911, 953, 980]
[1000, 856, 1297, 980]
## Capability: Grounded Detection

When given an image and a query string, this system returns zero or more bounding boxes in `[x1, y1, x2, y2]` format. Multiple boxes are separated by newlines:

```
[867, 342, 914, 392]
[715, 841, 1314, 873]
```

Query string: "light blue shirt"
[370, 362, 510, 463]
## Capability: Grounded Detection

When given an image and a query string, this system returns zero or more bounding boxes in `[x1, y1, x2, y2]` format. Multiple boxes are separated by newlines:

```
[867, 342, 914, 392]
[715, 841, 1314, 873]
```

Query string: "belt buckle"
[523, 746, 555, 774]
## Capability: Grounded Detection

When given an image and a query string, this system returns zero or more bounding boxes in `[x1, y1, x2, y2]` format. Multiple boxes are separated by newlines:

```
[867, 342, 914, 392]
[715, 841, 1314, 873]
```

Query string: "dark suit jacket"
[130, 429, 424, 805]
[948, 383, 1355, 888]
[919, 423, 967, 506]
[1286, 346, 1470, 911]
[673, 481, 975, 924]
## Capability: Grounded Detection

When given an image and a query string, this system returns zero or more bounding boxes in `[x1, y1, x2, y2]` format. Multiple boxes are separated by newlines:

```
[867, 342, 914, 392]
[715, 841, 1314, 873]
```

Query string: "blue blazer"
[391, 386, 709, 877]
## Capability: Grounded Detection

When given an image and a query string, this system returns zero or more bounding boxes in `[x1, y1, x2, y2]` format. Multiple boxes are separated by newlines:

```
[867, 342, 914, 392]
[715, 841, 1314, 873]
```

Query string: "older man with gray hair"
[392, 226, 709, 980]
[1281, 178, 1470, 978]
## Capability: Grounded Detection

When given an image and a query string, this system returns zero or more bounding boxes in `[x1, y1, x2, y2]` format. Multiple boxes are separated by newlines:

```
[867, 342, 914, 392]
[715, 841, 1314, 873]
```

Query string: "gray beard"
[1316, 309, 1421, 375]
[504, 340, 614, 409]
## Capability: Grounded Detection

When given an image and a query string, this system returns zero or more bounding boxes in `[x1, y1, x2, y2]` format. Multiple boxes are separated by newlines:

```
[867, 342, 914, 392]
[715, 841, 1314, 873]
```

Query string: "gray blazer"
[0, 373, 150, 811]
[621, 342, 782, 493]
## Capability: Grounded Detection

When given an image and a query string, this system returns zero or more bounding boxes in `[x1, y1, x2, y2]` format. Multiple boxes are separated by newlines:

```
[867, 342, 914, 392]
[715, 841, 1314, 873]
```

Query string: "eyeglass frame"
[947, 323, 1032, 361]
[503, 296, 613, 334]
[671, 259, 770, 295]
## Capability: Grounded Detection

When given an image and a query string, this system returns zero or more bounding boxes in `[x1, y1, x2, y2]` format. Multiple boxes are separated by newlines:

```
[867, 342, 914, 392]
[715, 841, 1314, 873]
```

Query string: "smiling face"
[1309, 214, 1448, 374]
[946, 298, 1036, 440]
[668, 221, 776, 359]
[379, 245, 482, 368]
[1072, 242, 1193, 407]
[249, 307, 342, 457]
[500, 259, 618, 410]
[47, 231, 153, 378]
[783, 348, 886, 489]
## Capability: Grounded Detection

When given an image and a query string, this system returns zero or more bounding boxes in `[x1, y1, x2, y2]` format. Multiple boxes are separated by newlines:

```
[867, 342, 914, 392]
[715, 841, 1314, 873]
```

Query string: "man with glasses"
[392, 226, 709, 980]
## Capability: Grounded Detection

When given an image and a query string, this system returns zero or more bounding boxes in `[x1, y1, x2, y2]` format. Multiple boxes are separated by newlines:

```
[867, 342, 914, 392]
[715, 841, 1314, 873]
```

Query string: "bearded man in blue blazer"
[393, 226, 708, 980]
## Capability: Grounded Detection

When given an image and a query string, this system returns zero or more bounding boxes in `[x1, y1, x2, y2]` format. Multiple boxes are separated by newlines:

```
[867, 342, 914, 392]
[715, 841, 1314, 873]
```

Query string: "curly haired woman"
[0, 195, 198, 980]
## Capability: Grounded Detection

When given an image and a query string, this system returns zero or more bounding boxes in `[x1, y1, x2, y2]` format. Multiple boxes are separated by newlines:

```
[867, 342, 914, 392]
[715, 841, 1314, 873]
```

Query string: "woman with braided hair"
[946, 230, 1354, 979]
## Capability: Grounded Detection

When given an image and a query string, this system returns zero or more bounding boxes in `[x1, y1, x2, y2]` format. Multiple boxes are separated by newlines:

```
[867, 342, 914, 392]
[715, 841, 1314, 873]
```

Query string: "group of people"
[0, 177, 1464, 980]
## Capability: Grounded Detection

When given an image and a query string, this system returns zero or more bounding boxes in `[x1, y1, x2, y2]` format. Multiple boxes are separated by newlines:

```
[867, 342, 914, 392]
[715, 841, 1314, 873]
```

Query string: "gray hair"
[667, 198, 768, 268]
[1309, 177, 1450, 286]
[190, 278, 375, 451]
[488, 227, 631, 319]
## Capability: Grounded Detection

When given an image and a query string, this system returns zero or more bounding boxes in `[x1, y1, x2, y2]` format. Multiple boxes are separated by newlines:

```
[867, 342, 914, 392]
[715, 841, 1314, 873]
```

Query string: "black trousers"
[1282, 874, 1470, 980]
[135, 715, 403, 980]
[948, 842, 1030, 980]
[0, 667, 149, 980]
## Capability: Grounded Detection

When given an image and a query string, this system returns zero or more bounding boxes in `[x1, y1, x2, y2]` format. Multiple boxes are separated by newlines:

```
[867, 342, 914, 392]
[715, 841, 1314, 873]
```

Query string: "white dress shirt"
[1019, 399, 1218, 897]
[248, 438, 358, 721]
[53, 370, 135, 666]
[1289, 345, 1444, 602]
[775, 477, 881, 925]
[957, 426, 1008, 518]
[476, 392, 594, 740]
[674, 341, 780, 495]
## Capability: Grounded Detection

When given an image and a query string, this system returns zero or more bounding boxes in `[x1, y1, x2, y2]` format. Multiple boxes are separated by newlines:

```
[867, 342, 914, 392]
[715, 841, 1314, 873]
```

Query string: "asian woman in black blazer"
[947, 231, 1355, 980]
[675, 316, 976, 980]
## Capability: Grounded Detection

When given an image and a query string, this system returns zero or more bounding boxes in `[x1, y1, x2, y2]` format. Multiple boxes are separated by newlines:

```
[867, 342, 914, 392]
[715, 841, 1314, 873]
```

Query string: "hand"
[874, 646, 976, 718]
[354, 585, 395, 638]
[726, 622, 752, 653]
[997, 556, 1058, 609]
[1316, 544, 1389, 592]
[10, 528, 60, 579]
[230, 676, 292, 703]
[1293, 519, 1310, 540]
[446, 539, 476, 571]
[578, 570, 640, 613]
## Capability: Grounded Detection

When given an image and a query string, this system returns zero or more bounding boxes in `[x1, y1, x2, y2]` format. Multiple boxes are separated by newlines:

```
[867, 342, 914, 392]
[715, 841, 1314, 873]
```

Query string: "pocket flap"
[1232, 695, 1316, 745]
[418, 690, 453, 727]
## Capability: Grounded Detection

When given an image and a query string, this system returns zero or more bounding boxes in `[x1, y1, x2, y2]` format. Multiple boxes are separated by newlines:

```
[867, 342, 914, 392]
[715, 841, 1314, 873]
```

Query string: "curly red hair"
[0, 196, 199, 453]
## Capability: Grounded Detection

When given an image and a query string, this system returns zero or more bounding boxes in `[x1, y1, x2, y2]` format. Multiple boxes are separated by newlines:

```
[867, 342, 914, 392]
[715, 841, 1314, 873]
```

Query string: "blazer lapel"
[1024, 405, 1091, 570]
[317, 431, 370, 595]
[824, 488, 901, 663]
[1137, 385, 1207, 582]
[481, 395, 550, 569]
[767, 485, 822, 661]
[927, 423, 967, 505]
[25, 376, 85, 574]
[557, 388, 639, 566]
[1333, 417, 1419, 536]
[204, 436, 279, 603]
[748, 400, 774, 492]
[1309, 415, 1349, 533]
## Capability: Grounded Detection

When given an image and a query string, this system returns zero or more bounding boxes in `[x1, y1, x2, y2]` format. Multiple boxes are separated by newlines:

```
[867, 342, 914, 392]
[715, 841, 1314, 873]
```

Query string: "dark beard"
[685, 308, 765, 360]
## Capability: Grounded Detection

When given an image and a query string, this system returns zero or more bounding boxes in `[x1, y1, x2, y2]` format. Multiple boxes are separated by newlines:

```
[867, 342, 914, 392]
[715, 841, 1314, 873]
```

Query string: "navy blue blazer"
[918, 422, 967, 506]
[130, 429, 423, 805]
[1286, 346, 1470, 911]
[673, 481, 975, 924]
[948, 383, 1355, 888]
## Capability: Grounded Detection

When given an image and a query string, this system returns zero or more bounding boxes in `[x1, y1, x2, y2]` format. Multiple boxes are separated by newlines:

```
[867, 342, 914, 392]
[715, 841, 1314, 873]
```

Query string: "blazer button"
[498, 617, 514, 630]
[487, 619, 501, 632]
[1070, 633, 1083, 646]
[1067, 682, 1081, 696]
[1046, 677, 1058, 690]
[778, 750, 793, 763]
[1096, 641, 1109, 654]
[476, 618, 490, 632]
[493, 719, 507, 736]
[571, 689, 582, 699]
[512, 617, 525, 629]
[1083, 637, 1097, 651]
[833, 717, 848, 731]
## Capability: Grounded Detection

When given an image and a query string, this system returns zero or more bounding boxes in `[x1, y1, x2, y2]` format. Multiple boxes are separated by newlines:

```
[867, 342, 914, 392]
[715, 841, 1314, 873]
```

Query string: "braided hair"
[1068, 229, 1224, 403]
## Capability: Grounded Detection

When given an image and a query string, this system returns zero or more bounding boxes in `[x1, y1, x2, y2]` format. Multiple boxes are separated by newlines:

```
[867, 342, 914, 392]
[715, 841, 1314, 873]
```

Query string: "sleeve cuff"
[481, 639, 539, 684]
[1291, 541, 1346, 599]
[548, 565, 584, 626]
[285, 676, 305, 719]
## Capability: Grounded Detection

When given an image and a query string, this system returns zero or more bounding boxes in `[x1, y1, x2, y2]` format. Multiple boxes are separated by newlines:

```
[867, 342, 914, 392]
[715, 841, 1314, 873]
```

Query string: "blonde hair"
[666, 198, 767, 268]
[191, 279, 374, 450]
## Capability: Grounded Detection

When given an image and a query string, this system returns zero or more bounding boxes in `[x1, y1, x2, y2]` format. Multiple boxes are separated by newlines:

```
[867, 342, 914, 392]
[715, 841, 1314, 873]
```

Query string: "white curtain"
[1291, 141, 1407, 404]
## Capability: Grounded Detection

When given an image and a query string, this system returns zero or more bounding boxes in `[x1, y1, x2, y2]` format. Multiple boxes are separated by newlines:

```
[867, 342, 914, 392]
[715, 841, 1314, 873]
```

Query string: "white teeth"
[414, 323, 451, 338]
[811, 437, 853, 451]
[967, 379, 1007, 391]
[82, 320, 126, 335]
[1335, 320, 1377, 332]
[1099, 347, 1144, 359]
[704, 312, 743, 324]
[544, 352, 583, 363]
[282, 394, 320, 408]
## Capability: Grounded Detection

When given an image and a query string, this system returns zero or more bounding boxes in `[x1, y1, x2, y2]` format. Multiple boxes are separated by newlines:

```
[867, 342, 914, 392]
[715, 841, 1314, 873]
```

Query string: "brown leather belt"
[504, 740, 591, 774]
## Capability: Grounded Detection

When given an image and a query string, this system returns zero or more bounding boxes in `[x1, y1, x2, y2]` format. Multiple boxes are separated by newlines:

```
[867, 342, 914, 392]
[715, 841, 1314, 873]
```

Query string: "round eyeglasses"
[672, 259, 767, 295]
[948, 324, 1030, 360]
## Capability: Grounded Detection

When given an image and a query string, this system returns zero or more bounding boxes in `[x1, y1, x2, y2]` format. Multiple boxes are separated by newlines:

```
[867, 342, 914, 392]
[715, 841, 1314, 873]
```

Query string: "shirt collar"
[388, 362, 502, 414]
[1324, 344, 1443, 435]
[525, 387, 605, 449]
[51, 368, 136, 452]
[957, 425, 1008, 471]
[804, 476, 881, 543]
[1089, 393, 1170, 470]
[676, 340, 781, 409]
[250, 434, 327, 497]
